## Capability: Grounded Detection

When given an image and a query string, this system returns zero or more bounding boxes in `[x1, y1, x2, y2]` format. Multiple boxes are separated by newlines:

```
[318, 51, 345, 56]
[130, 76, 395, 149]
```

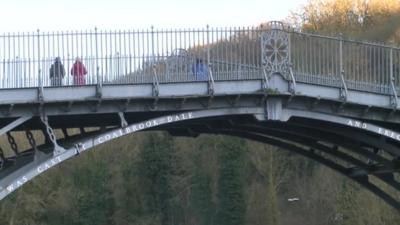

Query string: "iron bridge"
[0, 21, 400, 210]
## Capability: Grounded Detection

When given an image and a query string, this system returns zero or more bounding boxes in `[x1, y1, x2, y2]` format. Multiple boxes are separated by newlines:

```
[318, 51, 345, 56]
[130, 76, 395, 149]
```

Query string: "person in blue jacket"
[192, 58, 209, 81]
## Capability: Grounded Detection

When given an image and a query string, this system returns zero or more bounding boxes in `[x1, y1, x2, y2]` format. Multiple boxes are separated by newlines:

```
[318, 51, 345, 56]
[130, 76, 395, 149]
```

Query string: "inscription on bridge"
[0, 112, 195, 198]
[347, 119, 368, 129]
[377, 127, 400, 140]
[94, 112, 194, 146]
[4, 156, 63, 193]
[347, 119, 400, 141]
[5, 176, 28, 193]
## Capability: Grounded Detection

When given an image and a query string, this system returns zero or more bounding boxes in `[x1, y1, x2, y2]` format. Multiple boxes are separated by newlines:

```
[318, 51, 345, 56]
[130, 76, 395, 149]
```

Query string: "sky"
[0, 0, 308, 32]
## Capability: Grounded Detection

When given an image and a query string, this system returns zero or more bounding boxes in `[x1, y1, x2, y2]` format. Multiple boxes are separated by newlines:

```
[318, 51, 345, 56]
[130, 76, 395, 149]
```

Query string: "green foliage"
[265, 150, 279, 225]
[190, 143, 216, 225]
[0, 131, 399, 225]
[72, 158, 115, 225]
[136, 132, 180, 225]
[336, 180, 360, 225]
[216, 136, 247, 225]
[191, 171, 214, 225]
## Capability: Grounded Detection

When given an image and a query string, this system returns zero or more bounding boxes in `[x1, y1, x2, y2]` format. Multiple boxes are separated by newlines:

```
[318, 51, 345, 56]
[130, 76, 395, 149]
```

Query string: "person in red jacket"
[71, 57, 87, 85]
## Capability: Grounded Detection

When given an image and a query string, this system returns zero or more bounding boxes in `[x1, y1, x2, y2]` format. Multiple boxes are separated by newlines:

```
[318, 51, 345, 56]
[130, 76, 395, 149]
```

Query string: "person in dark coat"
[49, 57, 65, 86]
[71, 57, 87, 85]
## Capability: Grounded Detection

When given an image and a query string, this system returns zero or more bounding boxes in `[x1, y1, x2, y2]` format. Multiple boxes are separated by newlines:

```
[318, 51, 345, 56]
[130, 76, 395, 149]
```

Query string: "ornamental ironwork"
[261, 27, 290, 77]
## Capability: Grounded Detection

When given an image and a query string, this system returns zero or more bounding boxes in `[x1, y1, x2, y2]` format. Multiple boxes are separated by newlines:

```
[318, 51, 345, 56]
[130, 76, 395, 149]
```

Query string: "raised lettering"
[181, 113, 187, 120]
[152, 119, 159, 126]
[347, 120, 353, 126]
[37, 166, 44, 173]
[112, 131, 120, 138]
[98, 136, 105, 144]
[167, 116, 173, 122]
[125, 127, 131, 133]
[6, 185, 14, 192]
[145, 121, 152, 127]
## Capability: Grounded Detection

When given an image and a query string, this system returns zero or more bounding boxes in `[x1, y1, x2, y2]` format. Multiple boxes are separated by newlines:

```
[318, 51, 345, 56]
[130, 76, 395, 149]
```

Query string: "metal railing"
[0, 27, 263, 89]
[288, 29, 400, 94]
[1, 23, 399, 97]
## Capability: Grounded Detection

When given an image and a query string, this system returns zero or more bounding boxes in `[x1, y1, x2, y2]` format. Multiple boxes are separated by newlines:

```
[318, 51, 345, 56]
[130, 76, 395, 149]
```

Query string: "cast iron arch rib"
[0, 108, 263, 199]
[162, 121, 400, 194]
[0, 108, 398, 211]
[283, 109, 400, 157]
[206, 129, 400, 210]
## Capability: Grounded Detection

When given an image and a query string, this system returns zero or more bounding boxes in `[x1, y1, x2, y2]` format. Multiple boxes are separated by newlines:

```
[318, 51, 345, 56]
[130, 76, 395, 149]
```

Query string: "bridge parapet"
[0, 23, 399, 101]
[0, 27, 264, 89]
[260, 24, 400, 97]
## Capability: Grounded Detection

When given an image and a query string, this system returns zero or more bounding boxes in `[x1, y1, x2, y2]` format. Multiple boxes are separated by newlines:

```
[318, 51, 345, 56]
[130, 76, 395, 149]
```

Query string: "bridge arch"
[0, 107, 399, 210]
